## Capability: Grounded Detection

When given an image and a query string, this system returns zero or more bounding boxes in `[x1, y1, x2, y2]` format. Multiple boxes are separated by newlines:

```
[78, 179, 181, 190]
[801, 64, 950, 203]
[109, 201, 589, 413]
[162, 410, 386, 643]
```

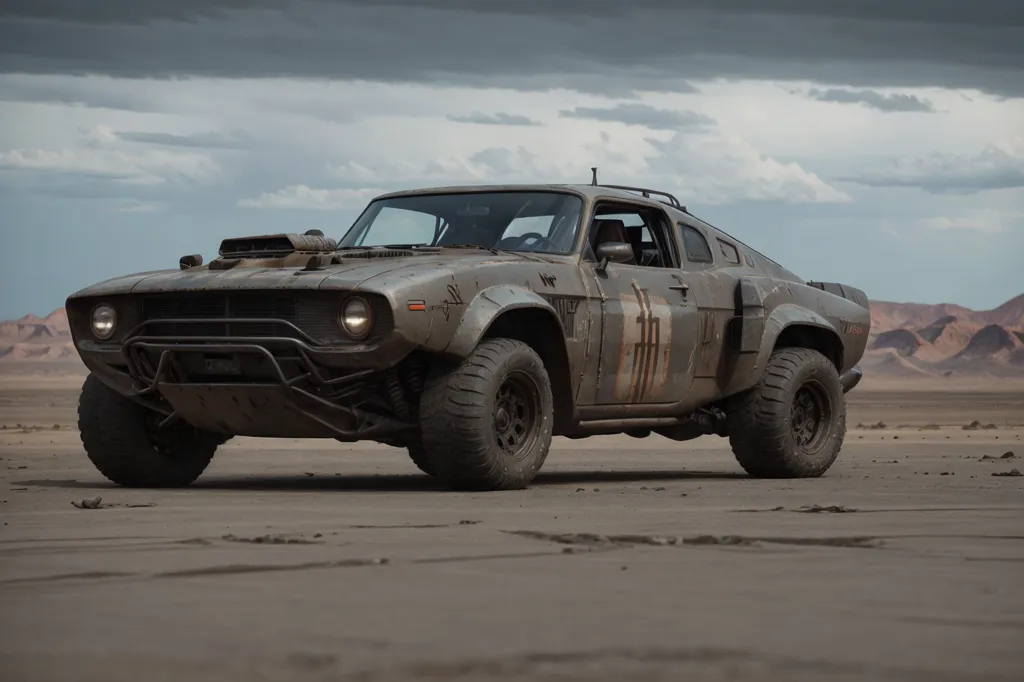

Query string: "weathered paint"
[66, 182, 871, 438]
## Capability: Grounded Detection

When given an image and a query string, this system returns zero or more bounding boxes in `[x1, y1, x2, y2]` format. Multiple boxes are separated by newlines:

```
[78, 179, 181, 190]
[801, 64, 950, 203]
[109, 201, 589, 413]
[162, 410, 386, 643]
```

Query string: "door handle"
[670, 274, 690, 299]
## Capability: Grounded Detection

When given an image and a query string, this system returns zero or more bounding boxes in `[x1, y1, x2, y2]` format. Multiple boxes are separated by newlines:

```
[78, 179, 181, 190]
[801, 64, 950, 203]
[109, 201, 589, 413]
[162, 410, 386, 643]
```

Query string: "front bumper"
[76, 317, 420, 441]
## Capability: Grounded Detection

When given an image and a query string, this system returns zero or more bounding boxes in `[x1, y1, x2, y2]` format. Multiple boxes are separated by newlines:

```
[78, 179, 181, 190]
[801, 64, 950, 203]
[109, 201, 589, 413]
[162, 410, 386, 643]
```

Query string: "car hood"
[68, 252, 544, 299]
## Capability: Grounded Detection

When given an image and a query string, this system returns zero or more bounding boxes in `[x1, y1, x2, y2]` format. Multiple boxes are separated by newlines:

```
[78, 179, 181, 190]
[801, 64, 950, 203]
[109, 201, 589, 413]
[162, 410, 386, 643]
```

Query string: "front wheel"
[419, 338, 554, 491]
[78, 374, 229, 487]
[727, 347, 846, 478]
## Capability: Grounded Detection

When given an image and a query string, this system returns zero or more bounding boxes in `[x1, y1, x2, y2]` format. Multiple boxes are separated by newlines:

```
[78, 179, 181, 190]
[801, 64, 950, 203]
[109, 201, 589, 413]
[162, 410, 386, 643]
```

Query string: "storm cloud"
[1, 1, 1022, 96]
[559, 104, 715, 130]
[807, 88, 935, 112]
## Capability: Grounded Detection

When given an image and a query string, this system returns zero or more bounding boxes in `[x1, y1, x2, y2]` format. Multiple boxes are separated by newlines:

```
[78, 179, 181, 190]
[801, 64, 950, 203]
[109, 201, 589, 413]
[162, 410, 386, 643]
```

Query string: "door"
[582, 203, 702, 405]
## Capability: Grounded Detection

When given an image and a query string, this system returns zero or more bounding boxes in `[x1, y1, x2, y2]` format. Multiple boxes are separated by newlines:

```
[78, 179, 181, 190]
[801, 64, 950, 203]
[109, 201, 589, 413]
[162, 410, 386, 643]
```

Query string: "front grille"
[138, 292, 391, 345]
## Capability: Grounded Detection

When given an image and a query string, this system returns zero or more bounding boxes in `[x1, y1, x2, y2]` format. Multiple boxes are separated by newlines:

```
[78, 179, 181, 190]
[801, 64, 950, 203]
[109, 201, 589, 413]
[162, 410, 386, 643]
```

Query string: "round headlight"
[90, 303, 117, 340]
[340, 297, 372, 339]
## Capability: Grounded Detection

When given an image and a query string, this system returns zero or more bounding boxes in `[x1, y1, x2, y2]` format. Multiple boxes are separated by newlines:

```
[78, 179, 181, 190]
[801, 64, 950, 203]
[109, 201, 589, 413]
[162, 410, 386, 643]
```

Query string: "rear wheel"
[419, 338, 553, 491]
[728, 347, 846, 478]
[78, 373, 229, 487]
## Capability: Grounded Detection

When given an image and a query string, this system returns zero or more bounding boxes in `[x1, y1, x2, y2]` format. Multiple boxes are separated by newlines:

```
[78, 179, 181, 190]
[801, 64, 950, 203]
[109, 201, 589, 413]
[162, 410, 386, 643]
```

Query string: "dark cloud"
[0, 75, 152, 110]
[0, 1, 1022, 96]
[807, 88, 935, 112]
[116, 130, 249, 149]
[559, 104, 714, 130]
[446, 112, 541, 126]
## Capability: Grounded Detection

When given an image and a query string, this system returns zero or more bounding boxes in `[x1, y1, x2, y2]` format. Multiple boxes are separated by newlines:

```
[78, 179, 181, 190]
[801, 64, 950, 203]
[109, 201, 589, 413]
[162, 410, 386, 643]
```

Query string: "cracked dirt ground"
[1, 378, 1023, 681]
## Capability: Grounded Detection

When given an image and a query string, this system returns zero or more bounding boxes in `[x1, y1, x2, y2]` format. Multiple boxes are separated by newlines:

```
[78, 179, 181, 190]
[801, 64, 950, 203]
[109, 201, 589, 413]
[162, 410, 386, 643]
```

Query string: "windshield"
[338, 191, 584, 254]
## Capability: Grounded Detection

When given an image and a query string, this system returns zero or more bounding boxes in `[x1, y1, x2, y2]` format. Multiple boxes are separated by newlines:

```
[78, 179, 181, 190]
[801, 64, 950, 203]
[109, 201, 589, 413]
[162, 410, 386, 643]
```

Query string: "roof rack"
[588, 168, 687, 212]
[599, 184, 686, 211]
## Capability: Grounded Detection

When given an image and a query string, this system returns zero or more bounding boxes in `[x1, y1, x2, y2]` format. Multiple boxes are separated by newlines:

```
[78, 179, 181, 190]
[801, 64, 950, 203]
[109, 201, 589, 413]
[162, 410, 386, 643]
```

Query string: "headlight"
[90, 303, 117, 340]
[339, 296, 372, 339]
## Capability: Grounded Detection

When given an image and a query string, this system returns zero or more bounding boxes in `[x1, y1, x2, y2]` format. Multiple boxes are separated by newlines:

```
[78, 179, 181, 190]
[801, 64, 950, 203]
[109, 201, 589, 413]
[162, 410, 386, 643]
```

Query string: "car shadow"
[14, 469, 747, 493]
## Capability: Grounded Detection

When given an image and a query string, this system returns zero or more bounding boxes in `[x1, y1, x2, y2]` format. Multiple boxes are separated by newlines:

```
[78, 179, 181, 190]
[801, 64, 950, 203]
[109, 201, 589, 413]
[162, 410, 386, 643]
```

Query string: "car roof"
[373, 183, 679, 207]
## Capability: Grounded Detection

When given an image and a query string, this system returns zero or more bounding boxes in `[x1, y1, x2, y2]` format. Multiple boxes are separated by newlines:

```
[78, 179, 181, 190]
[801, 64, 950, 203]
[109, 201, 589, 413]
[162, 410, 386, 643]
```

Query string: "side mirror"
[595, 242, 634, 274]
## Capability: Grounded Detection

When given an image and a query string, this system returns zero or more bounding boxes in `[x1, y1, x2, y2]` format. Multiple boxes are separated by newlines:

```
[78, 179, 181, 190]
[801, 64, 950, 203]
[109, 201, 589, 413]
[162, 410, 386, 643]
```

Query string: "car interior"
[585, 203, 677, 269]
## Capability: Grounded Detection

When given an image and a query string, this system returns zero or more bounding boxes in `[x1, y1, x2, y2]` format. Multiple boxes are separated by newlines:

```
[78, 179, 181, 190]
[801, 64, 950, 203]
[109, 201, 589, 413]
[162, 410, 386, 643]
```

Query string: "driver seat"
[591, 219, 636, 265]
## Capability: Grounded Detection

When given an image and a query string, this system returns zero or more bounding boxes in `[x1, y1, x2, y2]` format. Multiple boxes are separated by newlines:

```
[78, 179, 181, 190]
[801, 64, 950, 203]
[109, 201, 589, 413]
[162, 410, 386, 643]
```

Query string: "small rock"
[72, 497, 104, 509]
[992, 469, 1022, 477]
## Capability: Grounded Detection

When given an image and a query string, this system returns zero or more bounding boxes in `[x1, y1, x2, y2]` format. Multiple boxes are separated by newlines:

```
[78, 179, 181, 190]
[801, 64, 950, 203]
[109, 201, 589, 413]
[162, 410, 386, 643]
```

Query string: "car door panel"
[586, 263, 700, 405]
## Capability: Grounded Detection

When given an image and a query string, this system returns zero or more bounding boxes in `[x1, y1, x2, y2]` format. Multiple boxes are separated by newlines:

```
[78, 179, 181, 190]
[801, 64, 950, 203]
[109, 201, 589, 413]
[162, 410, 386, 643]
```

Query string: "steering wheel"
[507, 232, 558, 251]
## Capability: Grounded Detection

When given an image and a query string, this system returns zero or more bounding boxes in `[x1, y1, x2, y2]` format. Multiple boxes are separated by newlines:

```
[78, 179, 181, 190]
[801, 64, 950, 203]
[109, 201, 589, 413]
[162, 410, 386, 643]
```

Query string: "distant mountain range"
[865, 294, 1024, 378]
[3, 293, 1023, 378]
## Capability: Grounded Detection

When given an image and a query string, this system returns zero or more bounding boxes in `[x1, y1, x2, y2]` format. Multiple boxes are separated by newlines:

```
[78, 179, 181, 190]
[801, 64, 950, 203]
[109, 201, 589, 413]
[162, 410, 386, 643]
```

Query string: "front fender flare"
[443, 285, 564, 357]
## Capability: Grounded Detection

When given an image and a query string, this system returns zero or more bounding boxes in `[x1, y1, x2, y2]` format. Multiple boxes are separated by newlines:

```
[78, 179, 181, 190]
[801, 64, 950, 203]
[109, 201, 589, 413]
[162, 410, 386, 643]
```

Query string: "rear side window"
[678, 224, 713, 263]
[718, 238, 741, 265]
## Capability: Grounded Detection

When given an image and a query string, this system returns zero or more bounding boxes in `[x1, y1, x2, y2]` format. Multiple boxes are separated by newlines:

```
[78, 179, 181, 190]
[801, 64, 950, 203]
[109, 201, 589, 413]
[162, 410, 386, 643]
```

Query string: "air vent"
[218, 233, 338, 259]
[343, 249, 420, 259]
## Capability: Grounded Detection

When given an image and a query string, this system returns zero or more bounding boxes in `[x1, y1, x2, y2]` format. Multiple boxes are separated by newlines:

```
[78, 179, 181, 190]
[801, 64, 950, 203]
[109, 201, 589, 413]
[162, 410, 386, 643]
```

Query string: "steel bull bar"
[121, 319, 411, 440]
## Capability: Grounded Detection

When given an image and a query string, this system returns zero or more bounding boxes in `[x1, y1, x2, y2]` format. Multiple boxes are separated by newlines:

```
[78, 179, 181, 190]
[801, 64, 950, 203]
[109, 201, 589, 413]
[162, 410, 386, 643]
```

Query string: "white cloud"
[0, 125, 220, 185]
[644, 131, 853, 205]
[0, 147, 219, 185]
[919, 209, 1021, 234]
[843, 136, 1024, 193]
[238, 185, 380, 210]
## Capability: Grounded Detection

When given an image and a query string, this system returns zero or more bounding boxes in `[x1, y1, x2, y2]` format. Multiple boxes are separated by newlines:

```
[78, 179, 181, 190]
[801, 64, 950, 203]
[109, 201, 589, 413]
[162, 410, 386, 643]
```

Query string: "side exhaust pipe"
[839, 366, 863, 394]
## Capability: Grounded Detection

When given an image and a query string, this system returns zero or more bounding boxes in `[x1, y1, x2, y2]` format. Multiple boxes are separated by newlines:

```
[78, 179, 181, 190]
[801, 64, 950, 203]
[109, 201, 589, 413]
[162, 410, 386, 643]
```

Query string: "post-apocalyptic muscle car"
[67, 177, 870, 490]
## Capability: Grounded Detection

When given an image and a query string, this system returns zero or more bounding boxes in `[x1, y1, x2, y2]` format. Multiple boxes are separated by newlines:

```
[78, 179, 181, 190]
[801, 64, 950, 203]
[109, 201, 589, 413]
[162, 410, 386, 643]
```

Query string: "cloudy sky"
[1, 0, 1022, 319]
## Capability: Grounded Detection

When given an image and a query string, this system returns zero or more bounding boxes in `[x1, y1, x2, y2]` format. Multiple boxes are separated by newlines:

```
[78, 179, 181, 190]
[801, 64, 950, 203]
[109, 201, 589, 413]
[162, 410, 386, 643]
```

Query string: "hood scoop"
[210, 231, 339, 270]
[218, 232, 338, 259]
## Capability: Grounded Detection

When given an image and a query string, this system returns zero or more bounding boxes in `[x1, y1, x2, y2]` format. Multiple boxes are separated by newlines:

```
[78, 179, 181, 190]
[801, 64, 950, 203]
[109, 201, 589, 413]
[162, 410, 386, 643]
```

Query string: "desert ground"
[1, 369, 1023, 682]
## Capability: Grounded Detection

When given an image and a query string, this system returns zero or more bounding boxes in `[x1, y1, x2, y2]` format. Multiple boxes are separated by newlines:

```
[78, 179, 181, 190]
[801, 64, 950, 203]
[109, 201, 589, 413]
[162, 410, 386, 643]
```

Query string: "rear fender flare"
[444, 285, 564, 358]
[742, 304, 843, 390]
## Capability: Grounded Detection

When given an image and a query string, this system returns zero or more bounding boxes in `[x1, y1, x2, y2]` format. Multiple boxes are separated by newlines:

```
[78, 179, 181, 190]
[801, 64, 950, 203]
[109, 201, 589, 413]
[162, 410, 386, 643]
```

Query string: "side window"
[678, 224, 714, 264]
[717, 238, 741, 265]
[588, 203, 677, 268]
[355, 207, 440, 246]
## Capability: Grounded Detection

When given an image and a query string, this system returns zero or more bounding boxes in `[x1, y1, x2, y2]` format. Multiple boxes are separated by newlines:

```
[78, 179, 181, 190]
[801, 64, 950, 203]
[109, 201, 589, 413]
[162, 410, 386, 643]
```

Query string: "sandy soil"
[1, 378, 1022, 682]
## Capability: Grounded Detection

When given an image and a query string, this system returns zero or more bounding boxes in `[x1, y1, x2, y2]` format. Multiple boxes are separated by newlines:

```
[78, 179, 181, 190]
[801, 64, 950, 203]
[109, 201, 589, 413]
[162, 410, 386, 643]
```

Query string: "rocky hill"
[3, 293, 1023, 378]
[0, 308, 79, 365]
[866, 294, 1024, 378]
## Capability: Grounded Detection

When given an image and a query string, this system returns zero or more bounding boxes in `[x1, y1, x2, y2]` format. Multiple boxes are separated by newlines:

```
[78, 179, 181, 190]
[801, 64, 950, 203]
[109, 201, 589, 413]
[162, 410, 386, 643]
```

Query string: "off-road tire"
[728, 347, 846, 478]
[406, 443, 436, 476]
[419, 338, 554, 491]
[77, 373, 228, 487]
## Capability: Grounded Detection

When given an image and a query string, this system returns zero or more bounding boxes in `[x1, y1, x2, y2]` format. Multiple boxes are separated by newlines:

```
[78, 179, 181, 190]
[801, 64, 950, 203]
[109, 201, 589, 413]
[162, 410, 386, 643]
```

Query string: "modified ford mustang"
[67, 180, 870, 490]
